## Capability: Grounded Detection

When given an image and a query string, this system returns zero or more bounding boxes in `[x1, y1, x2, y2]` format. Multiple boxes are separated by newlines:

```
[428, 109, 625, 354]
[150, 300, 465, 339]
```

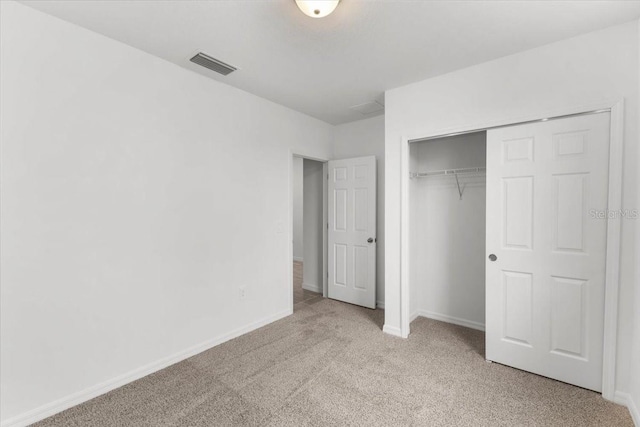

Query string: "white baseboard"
[0, 309, 292, 427]
[376, 300, 385, 309]
[293, 256, 303, 262]
[302, 282, 322, 293]
[614, 391, 640, 427]
[382, 324, 403, 337]
[411, 309, 485, 332]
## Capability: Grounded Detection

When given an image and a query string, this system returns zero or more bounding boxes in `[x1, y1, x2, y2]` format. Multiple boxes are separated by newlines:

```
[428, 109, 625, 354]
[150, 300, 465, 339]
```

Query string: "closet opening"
[401, 105, 623, 398]
[409, 131, 487, 337]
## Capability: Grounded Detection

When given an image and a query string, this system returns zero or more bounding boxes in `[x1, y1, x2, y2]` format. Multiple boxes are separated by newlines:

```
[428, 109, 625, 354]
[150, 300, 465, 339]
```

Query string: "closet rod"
[411, 167, 486, 178]
[408, 108, 610, 144]
[410, 167, 486, 199]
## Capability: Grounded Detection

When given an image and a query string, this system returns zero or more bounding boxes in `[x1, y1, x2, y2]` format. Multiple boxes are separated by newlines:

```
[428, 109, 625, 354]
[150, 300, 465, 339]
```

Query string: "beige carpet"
[35, 297, 632, 426]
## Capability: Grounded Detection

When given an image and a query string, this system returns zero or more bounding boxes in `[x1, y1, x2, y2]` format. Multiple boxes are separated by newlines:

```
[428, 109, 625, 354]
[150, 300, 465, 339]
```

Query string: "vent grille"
[349, 101, 384, 116]
[190, 52, 236, 76]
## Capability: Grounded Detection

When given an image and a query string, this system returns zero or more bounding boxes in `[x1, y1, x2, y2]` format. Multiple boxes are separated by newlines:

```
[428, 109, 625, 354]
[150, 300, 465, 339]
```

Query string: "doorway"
[292, 156, 325, 310]
[289, 153, 379, 314]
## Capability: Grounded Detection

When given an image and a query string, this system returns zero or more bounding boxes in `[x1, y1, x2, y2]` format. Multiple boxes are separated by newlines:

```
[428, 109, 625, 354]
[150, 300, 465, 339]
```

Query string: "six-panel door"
[328, 156, 377, 309]
[485, 113, 610, 391]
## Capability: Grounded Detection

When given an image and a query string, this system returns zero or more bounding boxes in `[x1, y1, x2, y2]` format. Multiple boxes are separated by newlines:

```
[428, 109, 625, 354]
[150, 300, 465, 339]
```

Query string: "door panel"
[503, 177, 534, 249]
[328, 156, 376, 309]
[486, 113, 609, 392]
[550, 276, 587, 358]
[502, 271, 533, 346]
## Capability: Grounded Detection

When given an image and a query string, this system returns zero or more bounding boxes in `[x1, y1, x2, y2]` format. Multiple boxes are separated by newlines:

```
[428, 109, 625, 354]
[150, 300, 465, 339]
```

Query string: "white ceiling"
[22, 0, 640, 125]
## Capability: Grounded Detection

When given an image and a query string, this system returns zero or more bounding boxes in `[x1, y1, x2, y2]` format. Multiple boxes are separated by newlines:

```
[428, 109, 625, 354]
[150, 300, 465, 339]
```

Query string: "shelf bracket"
[454, 172, 464, 200]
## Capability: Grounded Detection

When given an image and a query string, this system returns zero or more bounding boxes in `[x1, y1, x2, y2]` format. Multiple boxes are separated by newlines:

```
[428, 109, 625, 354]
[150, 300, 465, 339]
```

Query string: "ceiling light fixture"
[295, 0, 339, 18]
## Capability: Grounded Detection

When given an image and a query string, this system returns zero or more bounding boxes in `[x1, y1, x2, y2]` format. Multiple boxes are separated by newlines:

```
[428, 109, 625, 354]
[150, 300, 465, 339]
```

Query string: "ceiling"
[22, 0, 640, 125]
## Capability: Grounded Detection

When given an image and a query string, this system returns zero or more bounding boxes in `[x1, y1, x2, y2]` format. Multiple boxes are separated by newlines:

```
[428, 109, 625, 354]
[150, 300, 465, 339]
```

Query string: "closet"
[409, 131, 487, 330]
[406, 112, 612, 392]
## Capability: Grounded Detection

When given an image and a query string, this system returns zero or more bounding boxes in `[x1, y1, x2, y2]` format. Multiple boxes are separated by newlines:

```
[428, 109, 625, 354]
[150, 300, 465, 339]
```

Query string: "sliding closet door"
[327, 156, 377, 309]
[485, 113, 610, 392]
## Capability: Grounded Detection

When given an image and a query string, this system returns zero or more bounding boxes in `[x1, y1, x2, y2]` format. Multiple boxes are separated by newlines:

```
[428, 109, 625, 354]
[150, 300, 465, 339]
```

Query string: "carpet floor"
[35, 297, 632, 426]
[293, 260, 322, 305]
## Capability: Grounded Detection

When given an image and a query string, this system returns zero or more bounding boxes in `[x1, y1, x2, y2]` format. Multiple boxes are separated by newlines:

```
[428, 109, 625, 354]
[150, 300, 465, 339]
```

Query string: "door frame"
[399, 99, 624, 401]
[288, 150, 329, 315]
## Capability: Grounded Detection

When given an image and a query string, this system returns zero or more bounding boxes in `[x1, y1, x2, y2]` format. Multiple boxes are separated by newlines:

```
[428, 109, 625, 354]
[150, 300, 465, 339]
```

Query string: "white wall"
[333, 115, 385, 307]
[0, 2, 334, 425]
[385, 20, 638, 398]
[410, 133, 486, 329]
[292, 157, 304, 261]
[302, 159, 324, 292]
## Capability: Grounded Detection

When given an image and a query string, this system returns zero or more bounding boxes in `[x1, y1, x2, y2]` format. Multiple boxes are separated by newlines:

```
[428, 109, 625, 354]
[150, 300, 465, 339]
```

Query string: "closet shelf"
[410, 167, 486, 200]
[410, 167, 486, 179]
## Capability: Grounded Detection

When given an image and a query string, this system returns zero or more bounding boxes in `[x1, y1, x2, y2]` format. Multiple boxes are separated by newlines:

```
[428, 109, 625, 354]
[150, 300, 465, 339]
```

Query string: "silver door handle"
[367, 238, 374, 243]
[488, 254, 497, 262]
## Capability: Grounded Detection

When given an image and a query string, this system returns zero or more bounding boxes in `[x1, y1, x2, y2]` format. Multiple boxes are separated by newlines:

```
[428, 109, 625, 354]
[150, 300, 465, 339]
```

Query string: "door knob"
[488, 254, 497, 262]
[367, 238, 374, 243]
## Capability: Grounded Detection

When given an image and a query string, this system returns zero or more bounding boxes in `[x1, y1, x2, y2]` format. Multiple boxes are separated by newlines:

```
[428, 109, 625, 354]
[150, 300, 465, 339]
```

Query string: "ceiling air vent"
[349, 101, 384, 116]
[190, 52, 237, 76]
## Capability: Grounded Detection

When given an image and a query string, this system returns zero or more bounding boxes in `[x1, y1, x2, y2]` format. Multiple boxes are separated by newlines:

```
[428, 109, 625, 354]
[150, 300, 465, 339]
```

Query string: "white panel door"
[328, 156, 376, 309]
[486, 113, 610, 392]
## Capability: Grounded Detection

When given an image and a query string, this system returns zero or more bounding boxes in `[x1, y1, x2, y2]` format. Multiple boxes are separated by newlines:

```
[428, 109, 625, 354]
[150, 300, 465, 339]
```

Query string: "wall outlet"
[239, 286, 246, 300]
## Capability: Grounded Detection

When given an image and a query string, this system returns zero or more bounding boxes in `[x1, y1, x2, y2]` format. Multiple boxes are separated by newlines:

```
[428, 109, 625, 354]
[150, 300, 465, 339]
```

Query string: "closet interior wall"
[409, 132, 487, 330]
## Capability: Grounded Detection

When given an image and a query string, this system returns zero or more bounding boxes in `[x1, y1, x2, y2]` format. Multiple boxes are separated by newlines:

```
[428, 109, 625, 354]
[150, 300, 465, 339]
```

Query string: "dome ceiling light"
[295, 0, 340, 18]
